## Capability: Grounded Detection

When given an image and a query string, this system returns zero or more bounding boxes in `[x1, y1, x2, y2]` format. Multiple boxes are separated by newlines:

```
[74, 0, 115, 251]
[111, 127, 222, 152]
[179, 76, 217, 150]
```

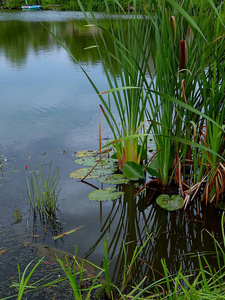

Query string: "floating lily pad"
[98, 174, 130, 185]
[89, 188, 124, 201]
[74, 157, 101, 166]
[75, 150, 97, 158]
[156, 194, 184, 211]
[70, 165, 118, 179]
[74, 157, 117, 169]
[70, 168, 102, 179]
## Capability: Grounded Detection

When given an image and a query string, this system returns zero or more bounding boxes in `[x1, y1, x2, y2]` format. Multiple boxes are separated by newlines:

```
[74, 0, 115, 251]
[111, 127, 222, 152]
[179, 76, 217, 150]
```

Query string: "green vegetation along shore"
[0, 0, 223, 12]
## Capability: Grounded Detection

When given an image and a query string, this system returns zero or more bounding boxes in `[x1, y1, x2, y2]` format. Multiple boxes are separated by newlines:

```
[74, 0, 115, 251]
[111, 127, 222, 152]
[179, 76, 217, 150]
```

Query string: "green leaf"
[75, 150, 97, 158]
[14, 210, 22, 223]
[70, 168, 101, 179]
[217, 202, 225, 211]
[98, 174, 130, 185]
[145, 166, 159, 178]
[156, 194, 184, 211]
[148, 155, 159, 171]
[123, 161, 145, 181]
[74, 157, 113, 167]
[70, 162, 118, 179]
[102, 134, 149, 149]
[88, 188, 124, 201]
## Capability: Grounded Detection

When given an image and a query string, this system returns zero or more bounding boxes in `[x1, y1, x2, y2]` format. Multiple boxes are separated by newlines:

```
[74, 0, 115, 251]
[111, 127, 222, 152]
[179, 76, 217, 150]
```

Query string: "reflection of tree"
[0, 19, 109, 66]
[0, 21, 51, 66]
[84, 183, 223, 289]
[48, 18, 136, 75]
[0, 18, 152, 76]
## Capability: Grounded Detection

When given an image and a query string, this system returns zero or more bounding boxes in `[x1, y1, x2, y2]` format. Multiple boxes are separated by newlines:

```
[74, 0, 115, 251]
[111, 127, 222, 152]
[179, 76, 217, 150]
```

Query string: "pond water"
[0, 10, 223, 299]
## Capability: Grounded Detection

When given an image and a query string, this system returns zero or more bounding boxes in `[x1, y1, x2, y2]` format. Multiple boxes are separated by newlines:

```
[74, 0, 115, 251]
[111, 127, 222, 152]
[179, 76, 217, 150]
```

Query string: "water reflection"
[0, 12, 153, 73]
[0, 14, 99, 65]
[83, 182, 223, 288]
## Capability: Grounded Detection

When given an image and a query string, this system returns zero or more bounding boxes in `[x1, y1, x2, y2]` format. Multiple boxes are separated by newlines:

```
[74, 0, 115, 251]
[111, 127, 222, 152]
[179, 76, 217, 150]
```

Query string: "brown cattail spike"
[180, 40, 185, 73]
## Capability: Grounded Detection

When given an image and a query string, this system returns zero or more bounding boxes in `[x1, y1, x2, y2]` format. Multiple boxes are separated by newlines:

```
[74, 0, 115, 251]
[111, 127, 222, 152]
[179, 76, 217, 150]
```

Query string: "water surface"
[0, 10, 223, 298]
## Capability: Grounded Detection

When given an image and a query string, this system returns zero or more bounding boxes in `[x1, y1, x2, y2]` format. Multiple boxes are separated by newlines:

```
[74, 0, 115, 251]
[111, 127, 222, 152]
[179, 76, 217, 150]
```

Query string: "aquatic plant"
[56, 251, 83, 300]
[102, 236, 113, 299]
[99, 0, 225, 203]
[11, 258, 44, 300]
[27, 160, 61, 216]
[79, 0, 154, 170]
[45, 0, 224, 205]
[156, 194, 184, 211]
[9, 257, 63, 300]
[165, 0, 225, 204]
[6, 212, 225, 299]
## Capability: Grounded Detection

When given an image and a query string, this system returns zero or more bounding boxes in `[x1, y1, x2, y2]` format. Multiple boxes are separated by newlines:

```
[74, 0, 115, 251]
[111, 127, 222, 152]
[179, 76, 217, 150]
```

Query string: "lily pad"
[89, 188, 124, 201]
[98, 174, 130, 185]
[70, 165, 118, 179]
[75, 150, 97, 158]
[156, 194, 184, 211]
[70, 168, 102, 179]
[74, 157, 100, 166]
[74, 157, 117, 170]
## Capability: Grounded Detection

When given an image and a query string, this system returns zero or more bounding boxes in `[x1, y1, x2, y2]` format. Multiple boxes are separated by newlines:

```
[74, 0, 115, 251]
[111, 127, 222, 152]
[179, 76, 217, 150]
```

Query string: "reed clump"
[27, 160, 61, 217]
[78, 0, 225, 206]
[46, 0, 224, 205]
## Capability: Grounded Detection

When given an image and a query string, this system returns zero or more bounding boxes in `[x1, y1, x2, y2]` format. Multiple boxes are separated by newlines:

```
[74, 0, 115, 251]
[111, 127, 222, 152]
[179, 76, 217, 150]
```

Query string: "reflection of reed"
[84, 184, 160, 286]
[31, 211, 63, 243]
[84, 183, 223, 289]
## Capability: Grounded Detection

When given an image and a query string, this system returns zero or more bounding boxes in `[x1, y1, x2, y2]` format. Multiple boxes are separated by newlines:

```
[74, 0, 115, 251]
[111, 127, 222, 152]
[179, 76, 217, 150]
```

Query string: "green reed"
[8, 257, 63, 300]
[78, 0, 154, 170]
[56, 255, 82, 299]
[101, 0, 224, 201]
[144, 0, 191, 185]
[7, 213, 225, 299]
[13, 258, 44, 300]
[45, 0, 224, 202]
[27, 160, 61, 216]
[143, 0, 224, 190]
[165, 0, 225, 202]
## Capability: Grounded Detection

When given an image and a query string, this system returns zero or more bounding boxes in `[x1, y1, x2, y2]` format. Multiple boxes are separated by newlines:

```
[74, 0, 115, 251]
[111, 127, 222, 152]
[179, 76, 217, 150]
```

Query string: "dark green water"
[0, 10, 223, 299]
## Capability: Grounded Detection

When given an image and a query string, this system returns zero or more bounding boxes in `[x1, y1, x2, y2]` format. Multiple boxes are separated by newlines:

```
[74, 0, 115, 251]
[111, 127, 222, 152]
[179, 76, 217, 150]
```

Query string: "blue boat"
[21, 5, 41, 10]
[22, 0, 41, 10]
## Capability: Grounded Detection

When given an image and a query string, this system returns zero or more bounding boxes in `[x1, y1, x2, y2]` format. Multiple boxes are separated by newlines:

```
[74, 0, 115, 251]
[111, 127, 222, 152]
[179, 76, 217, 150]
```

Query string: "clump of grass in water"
[27, 160, 61, 217]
